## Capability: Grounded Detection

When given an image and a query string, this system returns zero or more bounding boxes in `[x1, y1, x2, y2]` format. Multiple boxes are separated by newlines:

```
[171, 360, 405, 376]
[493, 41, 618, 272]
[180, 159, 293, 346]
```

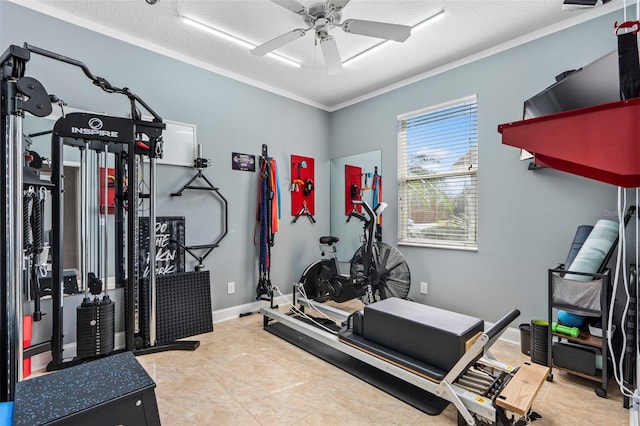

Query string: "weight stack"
[77, 298, 115, 359]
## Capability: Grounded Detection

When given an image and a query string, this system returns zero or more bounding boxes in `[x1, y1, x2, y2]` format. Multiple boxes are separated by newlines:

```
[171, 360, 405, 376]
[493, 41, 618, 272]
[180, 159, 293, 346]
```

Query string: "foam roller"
[552, 322, 580, 338]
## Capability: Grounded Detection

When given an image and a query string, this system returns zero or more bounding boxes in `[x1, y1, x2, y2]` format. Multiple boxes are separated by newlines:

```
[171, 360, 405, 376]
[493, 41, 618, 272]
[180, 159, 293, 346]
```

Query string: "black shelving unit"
[547, 265, 611, 398]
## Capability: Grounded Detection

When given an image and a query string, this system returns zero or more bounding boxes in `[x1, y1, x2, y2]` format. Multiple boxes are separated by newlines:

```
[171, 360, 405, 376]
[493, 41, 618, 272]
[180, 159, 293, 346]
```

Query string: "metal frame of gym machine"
[0, 42, 188, 402]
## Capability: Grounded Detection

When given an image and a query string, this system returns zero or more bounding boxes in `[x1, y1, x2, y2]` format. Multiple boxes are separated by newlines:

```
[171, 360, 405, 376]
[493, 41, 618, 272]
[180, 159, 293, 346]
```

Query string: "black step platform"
[14, 351, 160, 426]
[265, 321, 449, 416]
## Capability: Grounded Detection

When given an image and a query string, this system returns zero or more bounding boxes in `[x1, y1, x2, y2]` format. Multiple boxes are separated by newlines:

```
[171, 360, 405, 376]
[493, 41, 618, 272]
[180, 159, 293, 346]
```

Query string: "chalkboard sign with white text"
[139, 216, 185, 277]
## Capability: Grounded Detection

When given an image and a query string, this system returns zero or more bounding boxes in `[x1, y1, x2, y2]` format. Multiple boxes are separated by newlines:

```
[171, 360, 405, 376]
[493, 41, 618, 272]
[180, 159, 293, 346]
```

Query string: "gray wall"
[329, 11, 623, 324]
[1, 1, 631, 341]
[1, 2, 330, 345]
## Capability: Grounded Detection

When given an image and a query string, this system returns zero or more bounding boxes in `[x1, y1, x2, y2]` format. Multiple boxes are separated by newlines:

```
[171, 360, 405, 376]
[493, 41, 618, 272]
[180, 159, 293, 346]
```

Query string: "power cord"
[271, 285, 339, 335]
[609, 186, 634, 397]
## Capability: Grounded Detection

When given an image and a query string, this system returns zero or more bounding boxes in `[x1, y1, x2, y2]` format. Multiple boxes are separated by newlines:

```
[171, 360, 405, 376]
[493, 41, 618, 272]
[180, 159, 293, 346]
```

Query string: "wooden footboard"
[495, 361, 549, 416]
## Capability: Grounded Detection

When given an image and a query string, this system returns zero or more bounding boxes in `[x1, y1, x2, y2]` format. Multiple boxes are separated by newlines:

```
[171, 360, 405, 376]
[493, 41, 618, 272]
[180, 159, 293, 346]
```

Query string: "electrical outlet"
[227, 282, 235, 294]
[420, 282, 428, 295]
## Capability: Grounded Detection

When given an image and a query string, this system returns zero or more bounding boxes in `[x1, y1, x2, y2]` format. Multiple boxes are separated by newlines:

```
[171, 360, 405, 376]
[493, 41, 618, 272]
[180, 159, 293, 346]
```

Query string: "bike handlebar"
[351, 199, 375, 220]
[347, 210, 367, 223]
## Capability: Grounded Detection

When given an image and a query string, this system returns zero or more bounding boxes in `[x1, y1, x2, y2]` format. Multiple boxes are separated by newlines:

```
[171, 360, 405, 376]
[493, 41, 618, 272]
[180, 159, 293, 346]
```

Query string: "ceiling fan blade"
[320, 36, 342, 74]
[270, 0, 306, 14]
[342, 19, 411, 42]
[330, 0, 351, 11]
[251, 29, 306, 56]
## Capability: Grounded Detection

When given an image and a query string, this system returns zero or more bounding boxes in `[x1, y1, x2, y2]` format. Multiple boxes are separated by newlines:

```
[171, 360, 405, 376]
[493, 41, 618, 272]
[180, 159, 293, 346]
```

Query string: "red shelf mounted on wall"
[498, 98, 640, 188]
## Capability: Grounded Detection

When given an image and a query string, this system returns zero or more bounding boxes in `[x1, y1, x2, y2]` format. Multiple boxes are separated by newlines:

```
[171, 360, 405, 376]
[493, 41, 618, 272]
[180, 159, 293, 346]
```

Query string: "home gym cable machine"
[0, 42, 169, 401]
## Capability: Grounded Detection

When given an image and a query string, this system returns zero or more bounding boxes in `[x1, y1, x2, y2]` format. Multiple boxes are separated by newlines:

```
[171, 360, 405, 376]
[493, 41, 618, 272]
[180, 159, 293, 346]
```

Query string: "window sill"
[398, 241, 478, 252]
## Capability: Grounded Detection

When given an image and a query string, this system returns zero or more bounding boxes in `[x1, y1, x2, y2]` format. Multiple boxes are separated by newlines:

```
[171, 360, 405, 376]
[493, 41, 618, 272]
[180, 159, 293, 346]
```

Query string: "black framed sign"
[139, 216, 185, 277]
[232, 152, 255, 172]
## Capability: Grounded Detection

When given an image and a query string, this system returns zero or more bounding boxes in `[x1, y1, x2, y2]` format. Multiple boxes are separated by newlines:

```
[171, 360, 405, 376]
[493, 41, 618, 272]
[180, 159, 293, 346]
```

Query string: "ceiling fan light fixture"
[182, 15, 301, 68]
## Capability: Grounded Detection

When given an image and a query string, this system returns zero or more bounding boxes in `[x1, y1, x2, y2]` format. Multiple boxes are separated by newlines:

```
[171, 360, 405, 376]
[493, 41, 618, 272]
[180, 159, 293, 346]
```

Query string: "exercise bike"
[299, 200, 411, 304]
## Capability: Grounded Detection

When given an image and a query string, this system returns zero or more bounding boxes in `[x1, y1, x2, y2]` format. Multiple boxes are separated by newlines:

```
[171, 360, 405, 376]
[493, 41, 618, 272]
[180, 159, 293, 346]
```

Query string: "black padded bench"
[339, 297, 484, 381]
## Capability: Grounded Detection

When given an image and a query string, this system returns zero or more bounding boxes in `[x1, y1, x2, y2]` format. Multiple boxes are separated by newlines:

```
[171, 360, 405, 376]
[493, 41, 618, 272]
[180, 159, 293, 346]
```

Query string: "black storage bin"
[553, 342, 599, 376]
[519, 323, 531, 356]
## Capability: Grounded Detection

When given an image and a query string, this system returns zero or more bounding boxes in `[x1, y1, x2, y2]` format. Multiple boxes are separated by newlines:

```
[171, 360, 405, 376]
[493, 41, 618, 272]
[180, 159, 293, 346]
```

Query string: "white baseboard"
[485, 322, 520, 347]
[212, 294, 292, 323]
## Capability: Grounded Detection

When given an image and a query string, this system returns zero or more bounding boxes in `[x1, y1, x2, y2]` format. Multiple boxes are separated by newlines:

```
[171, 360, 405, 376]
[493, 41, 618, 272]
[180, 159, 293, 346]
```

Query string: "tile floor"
[136, 303, 630, 426]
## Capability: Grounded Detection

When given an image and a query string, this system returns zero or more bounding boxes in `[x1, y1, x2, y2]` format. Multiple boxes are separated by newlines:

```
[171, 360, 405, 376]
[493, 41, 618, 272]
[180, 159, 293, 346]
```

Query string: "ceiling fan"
[250, 0, 412, 74]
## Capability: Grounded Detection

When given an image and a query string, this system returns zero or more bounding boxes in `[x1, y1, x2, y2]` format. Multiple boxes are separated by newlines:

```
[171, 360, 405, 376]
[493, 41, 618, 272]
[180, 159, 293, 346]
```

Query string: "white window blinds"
[397, 95, 478, 249]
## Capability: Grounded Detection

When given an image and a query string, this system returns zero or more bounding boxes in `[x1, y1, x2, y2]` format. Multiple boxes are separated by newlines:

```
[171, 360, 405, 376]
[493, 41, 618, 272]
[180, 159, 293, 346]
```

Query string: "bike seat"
[319, 236, 340, 245]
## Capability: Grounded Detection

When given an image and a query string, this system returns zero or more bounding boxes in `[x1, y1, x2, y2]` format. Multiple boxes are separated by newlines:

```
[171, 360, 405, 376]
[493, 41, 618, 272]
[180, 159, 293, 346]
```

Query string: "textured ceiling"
[9, 0, 622, 110]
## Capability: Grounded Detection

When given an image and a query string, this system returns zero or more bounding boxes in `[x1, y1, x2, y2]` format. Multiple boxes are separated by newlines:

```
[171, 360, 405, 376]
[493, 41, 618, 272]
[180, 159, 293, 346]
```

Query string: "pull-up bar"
[23, 43, 163, 123]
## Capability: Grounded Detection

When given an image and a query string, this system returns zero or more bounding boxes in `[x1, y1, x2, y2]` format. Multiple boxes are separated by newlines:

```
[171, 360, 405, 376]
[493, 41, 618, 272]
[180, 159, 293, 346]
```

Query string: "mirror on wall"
[23, 112, 90, 300]
[23, 108, 125, 300]
[330, 150, 382, 262]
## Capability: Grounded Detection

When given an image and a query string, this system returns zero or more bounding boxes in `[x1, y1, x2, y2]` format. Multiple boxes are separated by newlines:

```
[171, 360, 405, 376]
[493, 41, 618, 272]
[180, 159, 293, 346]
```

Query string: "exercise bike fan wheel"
[299, 260, 334, 302]
[350, 242, 411, 304]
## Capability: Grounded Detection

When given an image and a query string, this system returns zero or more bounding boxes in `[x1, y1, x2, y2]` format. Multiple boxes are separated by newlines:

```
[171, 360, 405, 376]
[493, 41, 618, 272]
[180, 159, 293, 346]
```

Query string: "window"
[397, 95, 478, 249]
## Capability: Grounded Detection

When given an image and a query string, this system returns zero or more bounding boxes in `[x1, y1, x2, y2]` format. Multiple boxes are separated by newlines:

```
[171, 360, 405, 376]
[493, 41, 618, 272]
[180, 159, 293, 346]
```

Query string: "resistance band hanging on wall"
[256, 144, 280, 300]
[372, 167, 382, 241]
